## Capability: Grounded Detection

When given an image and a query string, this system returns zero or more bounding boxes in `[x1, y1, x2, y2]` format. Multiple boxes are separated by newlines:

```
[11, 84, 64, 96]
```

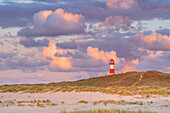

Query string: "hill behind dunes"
[0, 70, 170, 95]
[48, 70, 170, 87]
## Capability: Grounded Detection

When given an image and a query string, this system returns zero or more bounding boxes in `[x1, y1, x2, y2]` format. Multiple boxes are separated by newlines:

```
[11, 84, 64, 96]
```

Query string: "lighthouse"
[110, 59, 115, 74]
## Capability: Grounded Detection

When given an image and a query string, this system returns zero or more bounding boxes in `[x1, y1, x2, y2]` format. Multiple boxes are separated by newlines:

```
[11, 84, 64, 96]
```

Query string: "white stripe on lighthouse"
[110, 65, 114, 69]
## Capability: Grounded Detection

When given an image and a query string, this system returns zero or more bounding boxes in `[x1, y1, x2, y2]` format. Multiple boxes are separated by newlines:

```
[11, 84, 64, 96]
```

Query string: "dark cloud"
[55, 51, 85, 59]
[138, 0, 170, 11]
[20, 38, 49, 48]
[1, 0, 170, 29]
[0, 50, 49, 72]
[17, 58, 50, 68]
[155, 29, 170, 35]
[0, 52, 16, 59]
[0, 2, 60, 28]
[0, 42, 3, 45]
[56, 41, 78, 49]
[136, 51, 170, 72]
[56, 33, 139, 61]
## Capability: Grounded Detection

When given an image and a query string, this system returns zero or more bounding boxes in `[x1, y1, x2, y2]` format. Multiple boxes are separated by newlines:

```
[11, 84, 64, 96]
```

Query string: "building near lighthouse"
[110, 59, 115, 74]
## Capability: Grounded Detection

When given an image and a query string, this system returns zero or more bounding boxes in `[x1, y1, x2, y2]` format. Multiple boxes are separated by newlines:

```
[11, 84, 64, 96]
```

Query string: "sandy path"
[132, 73, 143, 86]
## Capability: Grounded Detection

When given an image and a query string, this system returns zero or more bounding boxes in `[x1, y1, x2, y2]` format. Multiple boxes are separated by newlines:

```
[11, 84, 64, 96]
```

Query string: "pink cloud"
[117, 48, 164, 73]
[103, 16, 132, 26]
[125, 48, 170, 73]
[42, 39, 74, 70]
[101, 16, 132, 30]
[138, 48, 163, 58]
[106, 0, 135, 9]
[118, 59, 138, 73]
[120, 63, 137, 73]
[87, 46, 122, 64]
[18, 8, 85, 37]
[135, 33, 170, 50]
[33, 10, 53, 28]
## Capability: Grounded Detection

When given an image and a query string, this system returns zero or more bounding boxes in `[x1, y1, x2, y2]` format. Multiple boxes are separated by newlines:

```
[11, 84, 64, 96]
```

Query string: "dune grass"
[93, 100, 144, 106]
[61, 109, 155, 113]
[78, 100, 88, 104]
[0, 99, 58, 107]
[0, 71, 169, 96]
[0, 85, 169, 96]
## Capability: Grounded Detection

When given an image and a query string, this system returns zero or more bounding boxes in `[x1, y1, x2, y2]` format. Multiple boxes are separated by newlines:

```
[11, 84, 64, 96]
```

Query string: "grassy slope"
[49, 70, 170, 87]
[0, 70, 170, 95]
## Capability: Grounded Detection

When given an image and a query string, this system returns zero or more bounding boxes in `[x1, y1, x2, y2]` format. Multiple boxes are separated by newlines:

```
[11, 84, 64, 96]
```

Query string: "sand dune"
[0, 92, 170, 113]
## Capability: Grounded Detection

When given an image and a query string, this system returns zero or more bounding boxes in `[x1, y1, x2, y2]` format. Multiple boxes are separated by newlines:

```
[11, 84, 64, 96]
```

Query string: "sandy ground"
[0, 92, 170, 113]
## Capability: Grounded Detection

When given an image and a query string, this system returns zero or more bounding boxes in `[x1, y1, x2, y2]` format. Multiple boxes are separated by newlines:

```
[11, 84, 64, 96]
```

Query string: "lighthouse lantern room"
[110, 59, 115, 74]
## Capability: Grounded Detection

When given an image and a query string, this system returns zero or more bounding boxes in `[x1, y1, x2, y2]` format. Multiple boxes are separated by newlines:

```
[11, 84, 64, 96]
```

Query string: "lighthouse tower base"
[110, 69, 114, 74]
[110, 59, 115, 74]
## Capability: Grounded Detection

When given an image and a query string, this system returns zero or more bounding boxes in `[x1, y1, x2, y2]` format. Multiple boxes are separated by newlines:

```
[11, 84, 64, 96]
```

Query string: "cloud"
[18, 8, 86, 37]
[0, 1, 57, 28]
[137, 0, 170, 11]
[123, 48, 170, 73]
[54, 32, 170, 74]
[19, 37, 49, 48]
[20, 57, 49, 67]
[155, 28, 170, 35]
[56, 40, 78, 49]
[106, 0, 136, 9]
[0, 53, 49, 72]
[42, 39, 73, 70]
[133, 33, 170, 51]
[87, 46, 121, 64]
[136, 51, 170, 72]
[101, 16, 132, 31]
[138, 48, 163, 58]
[103, 16, 132, 26]
[87, 46, 125, 71]
[120, 63, 137, 73]
[0, 52, 17, 59]
[55, 51, 85, 59]
[42, 40, 126, 72]
[1, 0, 170, 29]
[118, 49, 165, 73]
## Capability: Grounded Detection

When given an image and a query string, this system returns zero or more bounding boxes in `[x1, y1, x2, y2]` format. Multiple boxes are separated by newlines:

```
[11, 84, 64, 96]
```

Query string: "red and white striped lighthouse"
[110, 59, 115, 74]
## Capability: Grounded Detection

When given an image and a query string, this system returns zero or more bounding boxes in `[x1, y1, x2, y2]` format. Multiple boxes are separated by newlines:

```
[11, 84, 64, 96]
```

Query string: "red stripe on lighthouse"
[110, 59, 115, 74]
[110, 69, 114, 74]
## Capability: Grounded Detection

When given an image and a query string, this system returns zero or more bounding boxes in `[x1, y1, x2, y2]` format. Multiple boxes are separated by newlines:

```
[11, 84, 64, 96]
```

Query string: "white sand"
[0, 92, 170, 113]
[0, 92, 122, 103]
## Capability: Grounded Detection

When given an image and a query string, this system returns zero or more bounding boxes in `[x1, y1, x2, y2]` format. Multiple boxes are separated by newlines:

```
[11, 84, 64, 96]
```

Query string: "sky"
[0, 0, 170, 85]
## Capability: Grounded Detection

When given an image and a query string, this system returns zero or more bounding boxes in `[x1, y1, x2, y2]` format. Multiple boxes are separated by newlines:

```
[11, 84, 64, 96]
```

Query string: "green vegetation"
[28, 104, 34, 107]
[160, 104, 169, 107]
[78, 100, 88, 104]
[37, 103, 45, 107]
[18, 103, 25, 106]
[51, 103, 57, 106]
[17, 100, 27, 103]
[0, 71, 169, 95]
[0, 99, 59, 107]
[93, 100, 143, 106]
[61, 109, 156, 113]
